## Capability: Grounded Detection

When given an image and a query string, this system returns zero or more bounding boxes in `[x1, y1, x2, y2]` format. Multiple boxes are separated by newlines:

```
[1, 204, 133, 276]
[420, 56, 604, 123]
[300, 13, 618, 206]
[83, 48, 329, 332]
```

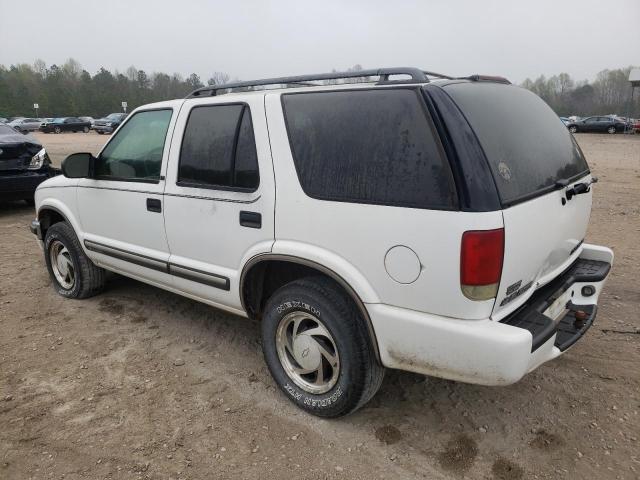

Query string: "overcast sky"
[1, 0, 638, 84]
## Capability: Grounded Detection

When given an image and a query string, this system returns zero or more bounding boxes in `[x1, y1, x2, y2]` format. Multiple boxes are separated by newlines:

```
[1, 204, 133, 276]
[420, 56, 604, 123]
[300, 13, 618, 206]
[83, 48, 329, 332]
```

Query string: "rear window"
[444, 82, 589, 205]
[282, 89, 456, 210]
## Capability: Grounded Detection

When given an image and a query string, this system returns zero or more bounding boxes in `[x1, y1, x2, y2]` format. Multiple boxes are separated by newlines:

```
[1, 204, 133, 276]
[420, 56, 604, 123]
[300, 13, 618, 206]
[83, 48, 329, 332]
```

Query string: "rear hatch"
[444, 82, 592, 320]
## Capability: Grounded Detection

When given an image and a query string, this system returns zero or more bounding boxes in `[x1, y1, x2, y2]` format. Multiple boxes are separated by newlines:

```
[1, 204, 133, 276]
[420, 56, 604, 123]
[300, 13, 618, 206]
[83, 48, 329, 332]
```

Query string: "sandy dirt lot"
[1, 133, 639, 479]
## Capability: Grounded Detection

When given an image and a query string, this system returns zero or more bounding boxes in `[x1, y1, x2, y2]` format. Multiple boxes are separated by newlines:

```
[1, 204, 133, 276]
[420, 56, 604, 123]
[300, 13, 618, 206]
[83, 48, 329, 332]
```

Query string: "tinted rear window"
[282, 89, 456, 209]
[445, 82, 589, 205]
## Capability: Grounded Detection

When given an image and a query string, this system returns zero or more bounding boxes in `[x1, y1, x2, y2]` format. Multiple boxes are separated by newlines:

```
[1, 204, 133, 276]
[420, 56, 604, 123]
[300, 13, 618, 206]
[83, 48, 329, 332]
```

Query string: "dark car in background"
[567, 116, 628, 134]
[39, 117, 91, 134]
[0, 124, 58, 204]
[93, 112, 128, 134]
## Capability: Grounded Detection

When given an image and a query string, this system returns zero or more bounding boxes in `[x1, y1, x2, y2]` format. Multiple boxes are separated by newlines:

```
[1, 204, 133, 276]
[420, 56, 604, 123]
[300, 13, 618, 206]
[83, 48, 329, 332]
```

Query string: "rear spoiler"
[457, 74, 511, 85]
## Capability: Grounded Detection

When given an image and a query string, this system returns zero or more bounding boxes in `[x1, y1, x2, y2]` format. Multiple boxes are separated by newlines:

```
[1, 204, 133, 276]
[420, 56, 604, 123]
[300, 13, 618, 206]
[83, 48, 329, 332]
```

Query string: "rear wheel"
[607, 126, 616, 134]
[44, 222, 105, 299]
[54, 126, 61, 134]
[261, 276, 384, 417]
[97, 130, 104, 135]
[569, 125, 578, 133]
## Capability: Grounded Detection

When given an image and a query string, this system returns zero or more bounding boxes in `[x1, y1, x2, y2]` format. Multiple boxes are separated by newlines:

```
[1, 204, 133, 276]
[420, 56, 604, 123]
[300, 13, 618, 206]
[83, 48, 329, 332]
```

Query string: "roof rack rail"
[186, 67, 452, 98]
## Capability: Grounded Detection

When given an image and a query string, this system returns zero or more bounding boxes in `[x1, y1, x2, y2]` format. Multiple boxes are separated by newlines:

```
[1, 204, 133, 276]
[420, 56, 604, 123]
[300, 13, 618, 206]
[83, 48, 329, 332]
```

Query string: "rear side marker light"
[460, 228, 504, 301]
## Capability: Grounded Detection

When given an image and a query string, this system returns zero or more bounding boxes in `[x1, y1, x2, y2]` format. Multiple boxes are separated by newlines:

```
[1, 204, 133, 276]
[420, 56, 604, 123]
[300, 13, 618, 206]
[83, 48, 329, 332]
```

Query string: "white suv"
[31, 68, 613, 417]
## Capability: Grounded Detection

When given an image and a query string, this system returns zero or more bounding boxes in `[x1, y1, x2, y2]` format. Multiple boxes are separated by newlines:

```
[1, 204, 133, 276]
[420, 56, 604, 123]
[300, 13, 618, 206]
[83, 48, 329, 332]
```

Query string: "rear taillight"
[460, 228, 504, 301]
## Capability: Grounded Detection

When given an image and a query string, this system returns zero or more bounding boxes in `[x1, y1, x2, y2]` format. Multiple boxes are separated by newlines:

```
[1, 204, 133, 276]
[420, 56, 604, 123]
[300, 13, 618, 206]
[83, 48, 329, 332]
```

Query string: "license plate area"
[543, 287, 575, 323]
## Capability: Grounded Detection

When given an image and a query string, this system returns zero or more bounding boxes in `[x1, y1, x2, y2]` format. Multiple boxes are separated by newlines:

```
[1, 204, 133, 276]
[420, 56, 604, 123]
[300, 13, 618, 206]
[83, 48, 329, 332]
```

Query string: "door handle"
[146, 198, 162, 213]
[239, 211, 261, 229]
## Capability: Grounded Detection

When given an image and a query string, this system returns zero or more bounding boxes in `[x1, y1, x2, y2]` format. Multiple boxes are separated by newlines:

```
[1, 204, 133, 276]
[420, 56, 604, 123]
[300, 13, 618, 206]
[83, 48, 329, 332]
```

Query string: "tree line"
[521, 67, 639, 117]
[0, 59, 225, 118]
[0, 59, 638, 118]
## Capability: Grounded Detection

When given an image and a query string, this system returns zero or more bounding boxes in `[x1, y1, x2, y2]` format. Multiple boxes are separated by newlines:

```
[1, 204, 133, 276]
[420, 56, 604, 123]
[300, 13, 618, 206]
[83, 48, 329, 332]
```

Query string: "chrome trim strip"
[169, 264, 230, 291]
[83, 240, 231, 291]
[83, 240, 168, 273]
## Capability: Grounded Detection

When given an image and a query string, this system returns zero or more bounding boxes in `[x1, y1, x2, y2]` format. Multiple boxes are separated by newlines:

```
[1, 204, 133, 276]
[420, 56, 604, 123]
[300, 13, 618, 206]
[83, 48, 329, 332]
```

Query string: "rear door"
[162, 96, 275, 312]
[444, 82, 592, 320]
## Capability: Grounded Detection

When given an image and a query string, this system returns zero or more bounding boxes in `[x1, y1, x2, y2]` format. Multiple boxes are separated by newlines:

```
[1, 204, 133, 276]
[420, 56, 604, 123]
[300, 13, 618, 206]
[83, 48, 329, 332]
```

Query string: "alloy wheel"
[49, 240, 75, 289]
[275, 311, 340, 394]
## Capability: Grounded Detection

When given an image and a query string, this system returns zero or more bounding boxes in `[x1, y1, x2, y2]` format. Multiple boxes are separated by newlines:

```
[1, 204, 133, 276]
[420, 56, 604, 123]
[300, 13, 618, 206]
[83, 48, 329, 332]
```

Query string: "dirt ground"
[1, 132, 639, 480]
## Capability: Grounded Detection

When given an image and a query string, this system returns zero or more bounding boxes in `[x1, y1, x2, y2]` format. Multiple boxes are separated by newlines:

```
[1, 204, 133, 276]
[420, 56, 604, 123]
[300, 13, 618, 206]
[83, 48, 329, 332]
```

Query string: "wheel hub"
[292, 334, 322, 371]
[49, 240, 75, 290]
[275, 311, 340, 394]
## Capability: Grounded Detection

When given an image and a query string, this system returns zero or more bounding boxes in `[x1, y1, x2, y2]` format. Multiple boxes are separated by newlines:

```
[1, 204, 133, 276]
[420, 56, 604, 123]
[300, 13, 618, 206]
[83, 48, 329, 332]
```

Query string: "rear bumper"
[368, 243, 613, 386]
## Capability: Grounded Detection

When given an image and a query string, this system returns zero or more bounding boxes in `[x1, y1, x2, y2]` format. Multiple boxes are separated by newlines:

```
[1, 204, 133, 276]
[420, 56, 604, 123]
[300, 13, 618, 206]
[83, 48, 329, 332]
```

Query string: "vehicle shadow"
[0, 200, 34, 218]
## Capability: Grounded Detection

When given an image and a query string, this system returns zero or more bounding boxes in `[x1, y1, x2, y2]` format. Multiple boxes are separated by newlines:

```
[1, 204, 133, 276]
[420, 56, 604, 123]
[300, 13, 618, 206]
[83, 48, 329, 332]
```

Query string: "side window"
[282, 89, 456, 209]
[178, 104, 259, 191]
[94, 109, 172, 182]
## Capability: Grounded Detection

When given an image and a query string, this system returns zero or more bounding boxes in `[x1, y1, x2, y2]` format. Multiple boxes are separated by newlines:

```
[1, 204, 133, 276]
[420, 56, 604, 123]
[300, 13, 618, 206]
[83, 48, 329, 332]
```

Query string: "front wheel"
[83, 126, 89, 133]
[261, 276, 384, 417]
[569, 126, 578, 134]
[54, 126, 61, 134]
[44, 222, 106, 299]
[607, 126, 616, 134]
[97, 130, 104, 135]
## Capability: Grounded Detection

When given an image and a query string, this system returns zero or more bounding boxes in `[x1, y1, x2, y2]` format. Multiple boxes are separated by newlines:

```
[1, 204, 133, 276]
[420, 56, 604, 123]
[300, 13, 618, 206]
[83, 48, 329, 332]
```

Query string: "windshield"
[445, 82, 589, 206]
[53, 118, 66, 123]
[106, 113, 124, 120]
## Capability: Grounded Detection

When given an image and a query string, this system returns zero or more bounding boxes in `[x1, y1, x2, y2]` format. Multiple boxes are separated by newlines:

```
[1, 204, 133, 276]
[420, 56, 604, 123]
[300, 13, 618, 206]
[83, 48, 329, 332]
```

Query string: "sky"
[0, 0, 638, 84]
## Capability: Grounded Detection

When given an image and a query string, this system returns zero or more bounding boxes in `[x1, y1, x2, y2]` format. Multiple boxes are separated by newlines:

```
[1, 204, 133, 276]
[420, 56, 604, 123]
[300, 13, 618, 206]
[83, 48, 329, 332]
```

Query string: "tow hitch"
[566, 301, 588, 328]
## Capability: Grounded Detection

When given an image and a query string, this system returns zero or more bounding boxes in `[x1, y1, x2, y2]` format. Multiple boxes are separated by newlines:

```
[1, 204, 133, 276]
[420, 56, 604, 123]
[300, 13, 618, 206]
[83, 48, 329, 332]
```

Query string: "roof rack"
[186, 67, 454, 98]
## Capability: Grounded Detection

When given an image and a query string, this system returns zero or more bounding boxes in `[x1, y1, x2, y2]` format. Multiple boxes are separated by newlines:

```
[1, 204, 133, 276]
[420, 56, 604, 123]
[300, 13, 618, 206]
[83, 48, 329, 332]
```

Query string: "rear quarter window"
[444, 82, 589, 205]
[281, 88, 457, 210]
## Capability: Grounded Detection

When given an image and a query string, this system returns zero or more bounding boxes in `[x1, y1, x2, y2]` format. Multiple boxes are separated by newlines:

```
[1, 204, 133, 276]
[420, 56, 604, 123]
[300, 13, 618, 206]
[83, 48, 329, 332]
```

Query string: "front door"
[78, 105, 179, 286]
[163, 96, 275, 313]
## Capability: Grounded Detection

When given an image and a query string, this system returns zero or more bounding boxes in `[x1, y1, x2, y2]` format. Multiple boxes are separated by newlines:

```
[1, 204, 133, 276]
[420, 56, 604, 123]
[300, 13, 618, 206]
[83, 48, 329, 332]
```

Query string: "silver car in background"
[8, 118, 42, 133]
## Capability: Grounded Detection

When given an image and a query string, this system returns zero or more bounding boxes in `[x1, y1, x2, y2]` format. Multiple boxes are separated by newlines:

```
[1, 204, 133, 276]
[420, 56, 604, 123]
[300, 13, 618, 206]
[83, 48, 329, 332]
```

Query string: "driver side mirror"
[62, 152, 94, 178]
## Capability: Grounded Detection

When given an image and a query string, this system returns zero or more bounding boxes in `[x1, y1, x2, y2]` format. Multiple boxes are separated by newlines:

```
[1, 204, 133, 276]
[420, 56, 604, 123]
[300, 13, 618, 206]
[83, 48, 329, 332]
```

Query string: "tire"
[569, 126, 578, 134]
[607, 126, 616, 134]
[43, 222, 106, 299]
[97, 131, 104, 135]
[83, 126, 89, 133]
[54, 126, 61, 134]
[261, 276, 384, 417]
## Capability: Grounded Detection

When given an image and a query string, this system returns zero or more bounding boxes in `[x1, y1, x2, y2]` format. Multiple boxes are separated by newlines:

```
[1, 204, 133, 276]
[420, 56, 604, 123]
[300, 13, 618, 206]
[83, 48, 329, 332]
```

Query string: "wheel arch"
[37, 202, 81, 240]
[240, 254, 381, 361]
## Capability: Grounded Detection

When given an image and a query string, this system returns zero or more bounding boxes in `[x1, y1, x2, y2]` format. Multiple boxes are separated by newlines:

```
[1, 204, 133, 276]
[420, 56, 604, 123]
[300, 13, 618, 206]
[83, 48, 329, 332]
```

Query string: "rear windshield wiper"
[555, 177, 598, 200]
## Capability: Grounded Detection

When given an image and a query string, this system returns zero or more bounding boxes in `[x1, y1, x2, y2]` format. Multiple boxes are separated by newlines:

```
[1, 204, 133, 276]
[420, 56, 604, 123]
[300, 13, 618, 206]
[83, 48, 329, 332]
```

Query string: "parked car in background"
[40, 118, 55, 127]
[93, 113, 128, 134]
[0, 118, 8, 124]
[79, 116, 95, 127]
[39, 117, 91, 134]
[0, 124, 57, 204]
[566, 116, 627, 134]
[559, 116, 569, 125]
[8, 118, 43, 134]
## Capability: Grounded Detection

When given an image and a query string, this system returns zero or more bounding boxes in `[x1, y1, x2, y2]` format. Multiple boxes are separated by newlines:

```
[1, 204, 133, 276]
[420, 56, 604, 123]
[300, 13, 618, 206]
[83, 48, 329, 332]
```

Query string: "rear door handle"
[146, 198, 162, 213]
[239, 211, 261, 228]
